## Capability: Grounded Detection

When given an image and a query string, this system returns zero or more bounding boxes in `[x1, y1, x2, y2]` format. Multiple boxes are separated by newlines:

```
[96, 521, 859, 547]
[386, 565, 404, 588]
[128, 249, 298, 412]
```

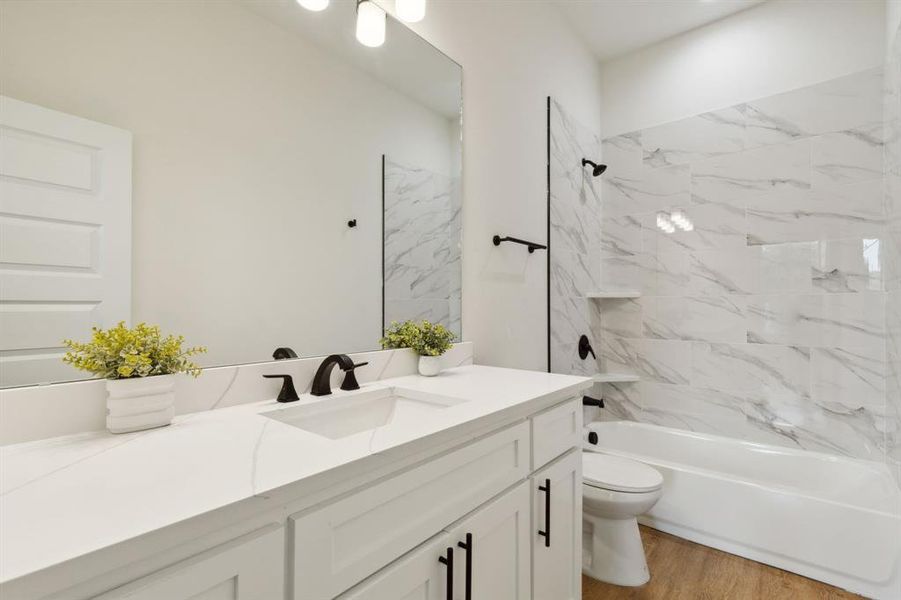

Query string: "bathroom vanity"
[0, 3, 590, 598]
[0, 366, 592, 599]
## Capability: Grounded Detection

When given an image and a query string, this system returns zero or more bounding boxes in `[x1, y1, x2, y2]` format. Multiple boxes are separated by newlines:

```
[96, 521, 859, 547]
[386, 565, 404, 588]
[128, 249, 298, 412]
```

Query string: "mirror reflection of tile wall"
[383, 158, 462, 339]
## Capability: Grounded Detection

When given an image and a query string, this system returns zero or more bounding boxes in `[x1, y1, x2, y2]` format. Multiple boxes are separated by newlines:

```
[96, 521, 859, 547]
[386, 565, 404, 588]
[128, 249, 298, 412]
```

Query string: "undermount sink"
[262, 386, 468, 440]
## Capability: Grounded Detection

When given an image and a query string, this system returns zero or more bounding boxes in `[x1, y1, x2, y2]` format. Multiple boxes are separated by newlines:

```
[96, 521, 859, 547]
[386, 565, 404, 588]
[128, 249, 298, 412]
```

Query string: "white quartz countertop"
[0, 365, 591, 585]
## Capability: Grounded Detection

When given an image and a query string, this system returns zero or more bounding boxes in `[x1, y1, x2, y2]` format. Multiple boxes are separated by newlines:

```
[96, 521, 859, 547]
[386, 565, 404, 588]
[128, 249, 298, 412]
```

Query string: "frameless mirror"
[0, 0, 462, 388]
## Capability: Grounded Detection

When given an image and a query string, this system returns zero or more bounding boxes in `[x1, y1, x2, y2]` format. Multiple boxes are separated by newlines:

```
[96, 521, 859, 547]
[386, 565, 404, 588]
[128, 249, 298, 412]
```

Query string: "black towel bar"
[492, 235, 547, 253]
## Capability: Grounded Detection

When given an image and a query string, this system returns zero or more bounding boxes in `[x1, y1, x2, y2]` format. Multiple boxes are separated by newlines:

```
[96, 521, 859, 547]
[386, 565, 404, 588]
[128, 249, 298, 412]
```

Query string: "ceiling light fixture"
[396, 0, 426, 23]
[356, 0, 386, 47]
[297, 0, 329, 11]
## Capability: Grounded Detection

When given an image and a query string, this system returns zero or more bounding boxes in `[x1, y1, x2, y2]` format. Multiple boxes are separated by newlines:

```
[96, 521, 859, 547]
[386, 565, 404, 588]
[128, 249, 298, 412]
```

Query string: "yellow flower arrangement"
[380, 320, 455, 357]
[63, 322, 206, 379]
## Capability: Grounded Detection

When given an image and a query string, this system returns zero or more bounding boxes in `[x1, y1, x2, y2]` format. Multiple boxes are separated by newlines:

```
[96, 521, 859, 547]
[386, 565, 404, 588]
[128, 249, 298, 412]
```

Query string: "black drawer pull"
[538, 478, 551, 547]
[457, 532, 473, 600]
[438, 546, 453, 600]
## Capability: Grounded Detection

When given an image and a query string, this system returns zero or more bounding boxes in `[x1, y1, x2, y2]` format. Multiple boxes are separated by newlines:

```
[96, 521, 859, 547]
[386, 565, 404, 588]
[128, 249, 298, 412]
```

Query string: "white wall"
[601, 0, 886, 137]
[0, 0, 456, 370]
[384, 0, 604, 371]
[889, 0, 901, 49]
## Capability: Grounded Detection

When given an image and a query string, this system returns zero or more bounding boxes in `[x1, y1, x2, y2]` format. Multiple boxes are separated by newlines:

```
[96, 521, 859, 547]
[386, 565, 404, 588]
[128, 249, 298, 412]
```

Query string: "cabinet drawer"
[531, 399, 581, 470]
[290, 422, 530, 600]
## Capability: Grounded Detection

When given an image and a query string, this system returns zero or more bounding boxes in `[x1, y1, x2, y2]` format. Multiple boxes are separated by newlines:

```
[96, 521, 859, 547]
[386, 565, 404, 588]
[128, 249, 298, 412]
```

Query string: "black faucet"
[583, 395, 605, 408]
[272, 347, 298, 360]
[311, 354, 369, 396]
[263, 374, 300, 402]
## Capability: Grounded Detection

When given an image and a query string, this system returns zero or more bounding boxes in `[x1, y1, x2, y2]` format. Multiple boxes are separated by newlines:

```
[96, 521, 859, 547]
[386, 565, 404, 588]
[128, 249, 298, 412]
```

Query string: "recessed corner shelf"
[586, 290, 642, 299]
[592, 373, 640, 383]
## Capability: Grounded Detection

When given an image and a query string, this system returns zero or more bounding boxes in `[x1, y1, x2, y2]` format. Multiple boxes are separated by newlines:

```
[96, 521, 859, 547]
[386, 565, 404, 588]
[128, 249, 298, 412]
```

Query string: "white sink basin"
[262, 386, 468, 440]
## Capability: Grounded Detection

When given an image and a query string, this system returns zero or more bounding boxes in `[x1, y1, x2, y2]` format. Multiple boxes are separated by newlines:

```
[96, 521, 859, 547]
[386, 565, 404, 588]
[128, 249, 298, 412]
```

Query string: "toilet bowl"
[582, 451, 663, 586]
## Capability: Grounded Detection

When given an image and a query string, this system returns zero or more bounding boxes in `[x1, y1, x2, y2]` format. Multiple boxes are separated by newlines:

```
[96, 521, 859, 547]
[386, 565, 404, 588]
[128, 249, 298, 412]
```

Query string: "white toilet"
[582, 451, 664, 586]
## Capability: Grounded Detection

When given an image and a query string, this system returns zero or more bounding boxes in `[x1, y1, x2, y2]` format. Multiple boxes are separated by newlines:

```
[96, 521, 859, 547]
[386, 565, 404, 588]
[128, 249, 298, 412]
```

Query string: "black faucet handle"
[263, 374, 300, 403]
[578, 335, 597, 360]
[339, 362, 368, 391]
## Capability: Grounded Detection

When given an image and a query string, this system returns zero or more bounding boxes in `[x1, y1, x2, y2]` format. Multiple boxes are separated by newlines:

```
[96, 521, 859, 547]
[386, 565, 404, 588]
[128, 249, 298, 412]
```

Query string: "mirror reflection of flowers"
[62, 322, 207, 379]
[380, 320, 455, 357]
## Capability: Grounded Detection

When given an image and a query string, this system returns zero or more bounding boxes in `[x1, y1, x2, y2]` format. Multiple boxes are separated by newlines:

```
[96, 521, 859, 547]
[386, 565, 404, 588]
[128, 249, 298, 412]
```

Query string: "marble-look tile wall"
[548, 99, 603, 381]
[593, 69, 895, 464]
[383, 157, 462, 338]
[886, 21, 901, 483]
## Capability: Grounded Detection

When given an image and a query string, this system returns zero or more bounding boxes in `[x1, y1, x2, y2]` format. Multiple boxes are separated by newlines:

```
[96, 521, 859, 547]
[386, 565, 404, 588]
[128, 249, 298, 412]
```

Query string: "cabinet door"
[445, 482, 531, 600]
[532, 450, 581, 600]
[339, 533, 453, 600]
[94, 526, 284, 600]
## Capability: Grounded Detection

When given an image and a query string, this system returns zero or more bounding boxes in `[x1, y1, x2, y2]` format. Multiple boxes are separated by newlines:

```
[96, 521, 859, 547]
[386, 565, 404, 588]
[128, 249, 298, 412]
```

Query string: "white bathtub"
[585, 421, 901, 599]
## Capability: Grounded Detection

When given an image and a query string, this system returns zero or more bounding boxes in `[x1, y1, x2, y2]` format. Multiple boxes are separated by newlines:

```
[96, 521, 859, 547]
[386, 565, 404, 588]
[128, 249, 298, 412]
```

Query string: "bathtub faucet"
[583, 396, 605, 408]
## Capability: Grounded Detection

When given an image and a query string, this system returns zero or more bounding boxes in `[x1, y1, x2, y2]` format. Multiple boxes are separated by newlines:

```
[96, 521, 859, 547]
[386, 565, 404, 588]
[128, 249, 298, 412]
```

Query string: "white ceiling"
[554, 0, 765, 62]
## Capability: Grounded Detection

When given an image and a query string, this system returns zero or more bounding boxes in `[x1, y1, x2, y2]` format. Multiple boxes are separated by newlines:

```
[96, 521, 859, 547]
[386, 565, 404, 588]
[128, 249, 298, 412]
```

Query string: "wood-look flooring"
[582, 526, 864, 600]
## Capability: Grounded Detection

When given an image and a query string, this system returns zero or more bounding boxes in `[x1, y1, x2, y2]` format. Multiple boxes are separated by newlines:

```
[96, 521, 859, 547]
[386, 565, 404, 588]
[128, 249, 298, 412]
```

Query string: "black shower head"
[581, 159, 607, 177]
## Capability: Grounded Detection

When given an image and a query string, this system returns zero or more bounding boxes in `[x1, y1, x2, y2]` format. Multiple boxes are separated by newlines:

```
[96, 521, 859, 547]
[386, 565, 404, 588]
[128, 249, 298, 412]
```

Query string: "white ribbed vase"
[106, 374, 176, 434]
[418, 355, 442, 377]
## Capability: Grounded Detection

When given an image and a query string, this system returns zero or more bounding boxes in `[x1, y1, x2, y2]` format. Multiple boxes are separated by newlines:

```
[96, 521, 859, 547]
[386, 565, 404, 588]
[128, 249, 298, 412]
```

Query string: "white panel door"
[0, 95, 132, 387]
[93, 526, 284, 600]
[338, 533, 452, 600]
[445, 481, 531, 600]
[532, 449, 581, 600]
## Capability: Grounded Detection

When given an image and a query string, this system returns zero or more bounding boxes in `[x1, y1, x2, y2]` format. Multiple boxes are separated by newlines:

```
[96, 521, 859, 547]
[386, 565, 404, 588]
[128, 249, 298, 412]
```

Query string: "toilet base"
[582, 515, 650, 586]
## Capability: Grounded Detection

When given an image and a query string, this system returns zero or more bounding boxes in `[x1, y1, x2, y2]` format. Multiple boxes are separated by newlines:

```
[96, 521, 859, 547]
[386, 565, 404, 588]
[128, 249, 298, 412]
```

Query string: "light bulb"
[656, 212, 677, 234]
[396, 0, 425, 22]
[356, 0, 386, 47]
[297, 0, 329, 11]
[656, 213, 670, 228]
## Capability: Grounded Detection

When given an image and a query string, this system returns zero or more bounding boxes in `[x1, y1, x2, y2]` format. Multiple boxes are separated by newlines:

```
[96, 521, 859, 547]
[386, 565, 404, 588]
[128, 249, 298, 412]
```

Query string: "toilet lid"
[583, 453, 663, 493]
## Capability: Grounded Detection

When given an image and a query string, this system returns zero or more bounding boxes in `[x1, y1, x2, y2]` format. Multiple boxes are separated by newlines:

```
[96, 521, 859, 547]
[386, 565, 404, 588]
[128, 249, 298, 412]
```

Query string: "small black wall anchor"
[492, 235, 547, 253]
[347, 219, 357, 228]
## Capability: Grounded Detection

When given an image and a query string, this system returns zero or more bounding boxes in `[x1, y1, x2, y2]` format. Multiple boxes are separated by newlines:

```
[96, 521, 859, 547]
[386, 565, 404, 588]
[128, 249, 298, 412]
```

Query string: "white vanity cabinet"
[2, 395, 585, 600]
[321, 398, 582, 600]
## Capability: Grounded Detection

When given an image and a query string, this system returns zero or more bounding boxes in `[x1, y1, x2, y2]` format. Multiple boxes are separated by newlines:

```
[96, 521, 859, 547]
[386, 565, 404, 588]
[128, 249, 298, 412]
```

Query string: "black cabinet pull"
[438, 546, 453, 600]
[457, 532, 473, 600]
[538, 478, 551, 547]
